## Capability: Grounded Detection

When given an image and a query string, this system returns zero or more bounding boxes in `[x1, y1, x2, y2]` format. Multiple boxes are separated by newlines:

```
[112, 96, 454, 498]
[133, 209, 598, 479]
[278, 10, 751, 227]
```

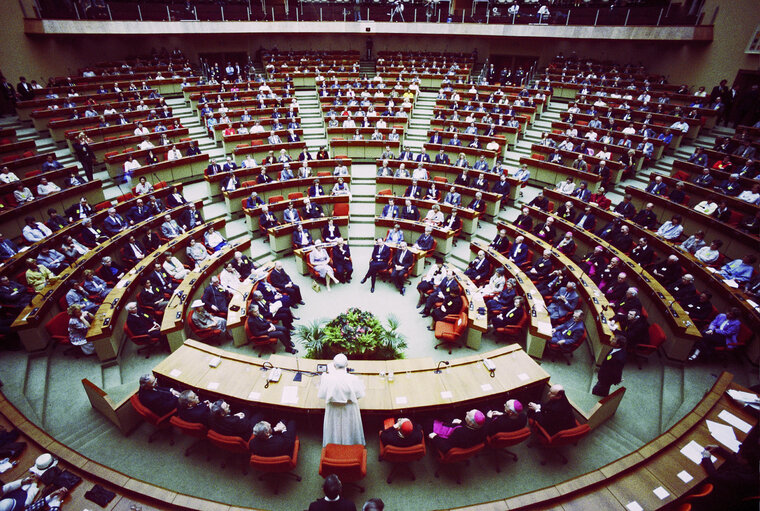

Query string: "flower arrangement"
[295, 308, 407, 360]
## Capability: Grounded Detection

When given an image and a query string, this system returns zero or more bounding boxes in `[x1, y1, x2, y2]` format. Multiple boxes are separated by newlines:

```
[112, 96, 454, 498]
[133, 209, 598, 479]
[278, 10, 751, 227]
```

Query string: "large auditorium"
[0, 0, 758, 509]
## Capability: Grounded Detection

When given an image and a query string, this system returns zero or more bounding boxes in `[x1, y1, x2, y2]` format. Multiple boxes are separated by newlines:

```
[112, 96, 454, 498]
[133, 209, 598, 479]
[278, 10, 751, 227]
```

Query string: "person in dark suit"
[126, 302, 168, 348]
[177, 390, 211, 427]
[259, 205, 280, 230]
[142, 230, 161, 252]
[430, 290, 463, 322]
[491, 296, 525, 329]
[179, 203, 204, 230]
[615, 309, 649, 350]
[428, 409, 487, 454]
[308, 179, 325, 197]
[613, 194, 636, 219]
[166, 187, 187, 208]
[486, 399, 528, 435]
[514, 208, 533, 231]
[332, 238, 353, 283]
[127, 199, 151, 225]
[549, 309, 586, 349]
[429, 132, 443, 144]
[66, 197, 94, 222]
[220, 174, 240, 192]
[507, 236, 529, 266]
[399, 199, 420, 221]
[467, 192, 486, 213]
[247, 303, 297, 353]
[245, 192, 264, 210]
[230, 251, 255, 280]
[592, 335, 626, 397]
[434, 149, 450, 165]
[307, 474, 356, 511]
[45, 208, 68, 232]
[528, 385, 576, 436]
[390, 242, 414, 295]
[491, 175, 511, 205]
[209, 399, 259, 441]
[361, 238, 391, 293]
[302, 197, 324, 219]
[137, 373, 178, 416]
[651, 254, 682, 287]
[202, 276, 230, 314]
[464, 250, 490, 283]
[489, 229, 510, 254]
[269, 261, 304, 305]
[404, 180, 423, 199]
[79, 218, 108, 248]
[442, 210, 462, 232]
[630, 238, 655, 266]
[138, 282, 168, 312]
[292, 224, 313, 249]
[380, 418, 423, 448]
[249, 419, 297, 457]
[206, 159, 222, 176]
[421, 268, 459, 316]
[574, 206, 596, 231]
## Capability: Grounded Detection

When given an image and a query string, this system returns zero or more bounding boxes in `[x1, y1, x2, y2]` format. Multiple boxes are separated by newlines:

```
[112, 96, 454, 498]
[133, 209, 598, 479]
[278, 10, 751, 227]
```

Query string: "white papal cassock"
[318, 354, 366, 446]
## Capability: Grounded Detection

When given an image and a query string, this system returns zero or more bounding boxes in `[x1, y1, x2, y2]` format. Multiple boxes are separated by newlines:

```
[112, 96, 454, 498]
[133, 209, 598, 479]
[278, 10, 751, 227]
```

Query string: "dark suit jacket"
[180, 209, 204, 229]
[393, 249, 414, 269]
[598, 349, 626, 386]
[534, 395, 576, 436]
[431, 424, 486, 453]
[202, 285, 229, 311]
[102, 214, 126, 235]
[127, 205, 151, 224]
[307, 498, 357, 511]
[178, 403, 211, 427]
[486, 412, 527, 436]
[209, 412, 257, 441]
[380, 424, 423, 447]
[249, 420, 297, 457]
[490, 236, 510, 254]
[138, 386, 177, 417]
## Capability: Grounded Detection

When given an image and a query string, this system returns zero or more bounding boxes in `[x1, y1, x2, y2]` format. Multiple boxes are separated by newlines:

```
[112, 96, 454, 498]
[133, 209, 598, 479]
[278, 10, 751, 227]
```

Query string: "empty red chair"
[434, 310, 468, 355]
[633, 324, 666, 369]
[169, 415, 208, 457]
[207, 430, 251, 474]
[528, 418, 590, 465]
[44, 312, 79, 357]
[319, 443, 367, 493]
[333, 203, 349, 217]
[268, 195, 284, 204]
[433, 442, 485, 484]
[486, 427, 531, 472]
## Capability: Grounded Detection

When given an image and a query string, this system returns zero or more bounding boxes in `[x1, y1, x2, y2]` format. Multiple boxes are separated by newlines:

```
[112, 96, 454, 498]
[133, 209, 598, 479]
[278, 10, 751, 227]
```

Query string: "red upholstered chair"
[124, 322, 160, 358]
[434, 310, 468, 355]
[632, 324, 666, 369]
[377, 428, 426, 484]
[319, 444, 367, 493]
[433, 442, 485, 484]
[714, 323, 753, 365]
[250, 436, 302, 494]
[44, 312, 80, 357]
[528, 418, 590, 465]
[377, 188, 392, 196]
[317, 171, 331, 177]
[169, 415, 208, 457]
[207, 430, 251, 474]
[486, 427, 531, 472]
[518, 249, 534, 271]
[244, 316, 278, 356]
[186, 310, 223, 345]
[288, 192, 304, 200]
[129, 394, 175, 444]
[333, 203, 349, 217]
[494, 308, 528, 345]
[268, 195, 284, 204]
[25, 169, 42, 177]
[433, 176, 448, 184]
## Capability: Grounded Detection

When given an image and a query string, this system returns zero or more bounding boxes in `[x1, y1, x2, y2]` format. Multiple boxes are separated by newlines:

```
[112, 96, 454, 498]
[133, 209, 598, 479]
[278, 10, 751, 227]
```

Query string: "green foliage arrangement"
[294, 308, 407, 360]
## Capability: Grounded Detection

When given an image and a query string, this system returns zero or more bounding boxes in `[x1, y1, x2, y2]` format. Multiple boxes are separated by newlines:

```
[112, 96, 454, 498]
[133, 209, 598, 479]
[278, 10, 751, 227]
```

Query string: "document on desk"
[677, 470, 693, 483]
[718, 409, 753, 434]
[652, 486, 669, 500]
[706, 419, 741, 453]
[680, 440, 716, 465]
[281, 386, 299, 404]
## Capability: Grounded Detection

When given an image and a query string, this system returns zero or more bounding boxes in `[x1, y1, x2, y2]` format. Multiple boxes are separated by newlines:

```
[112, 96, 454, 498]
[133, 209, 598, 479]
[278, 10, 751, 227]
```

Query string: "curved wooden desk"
[160, 239, 252, 351]
[496, 221, 615, 363]
[469, 240, 553, 356]
[222, 129, 304, 156]
[268, 216, 350, 254]
[374, 217, 456, 257]
[374, 193, 480, 236]
[526, 205, 702, 361]
[87, 217, 223, 361]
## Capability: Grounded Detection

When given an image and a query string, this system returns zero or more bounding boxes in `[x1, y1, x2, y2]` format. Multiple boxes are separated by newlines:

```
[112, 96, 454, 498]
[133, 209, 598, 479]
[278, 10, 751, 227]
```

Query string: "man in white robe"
[318, 353, 366, 446]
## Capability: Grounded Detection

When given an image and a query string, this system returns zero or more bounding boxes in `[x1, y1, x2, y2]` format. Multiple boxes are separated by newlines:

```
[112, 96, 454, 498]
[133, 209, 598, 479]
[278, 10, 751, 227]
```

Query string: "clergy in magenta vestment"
[318, 353, 366, 446]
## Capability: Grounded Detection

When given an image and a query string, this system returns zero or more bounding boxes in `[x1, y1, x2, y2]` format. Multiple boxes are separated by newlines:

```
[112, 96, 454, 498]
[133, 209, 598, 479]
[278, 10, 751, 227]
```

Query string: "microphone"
[434, 360, 450, 374]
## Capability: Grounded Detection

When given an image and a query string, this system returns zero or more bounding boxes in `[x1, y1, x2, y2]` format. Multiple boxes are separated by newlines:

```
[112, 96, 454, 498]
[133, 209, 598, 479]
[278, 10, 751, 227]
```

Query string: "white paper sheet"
[480, 383, 493, 391]
[726, 389, 760, 406]
[169, 369, 182, 377]
[440, 391, 453, 399]
[653, 486, 669, 500]
[395, 396, 408, 405]
[281, 385, 299, 404]
[680, 440, 716, 465]
[248, 391, 261, 400]
[677, 470, 693, 483]
[0, 460, 13, 473]
[517, 373, 529, 381]
[625, 501, 643, 511]
[707, 419, 741, 452]
[206, 382, 219, 390]
[718, 409, 753, 434]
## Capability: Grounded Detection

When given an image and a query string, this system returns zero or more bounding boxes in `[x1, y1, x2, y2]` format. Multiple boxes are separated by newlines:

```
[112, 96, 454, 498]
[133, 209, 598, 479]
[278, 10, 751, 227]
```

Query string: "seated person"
[527, 384, 576, 436]
[186, 239, 210, 267]
[380, 417, 423, 448]
[126, 302, 168, 349]
[191, 299, 229, 338]
[209, 399, 259, 441]
[688, 307, 742, 361]
[0, 275, 34, 308]
[65, 282, 99, 313]
[202, 276, 230, 314]
[177, 390, 211, 427]
[82, 269, 111, 300]
[137, 373, 179, 416]
[259, 205, 280, 230]
[486, 399, 527, 435]
[204, 226, 228, 252]
[249, 419, 298, 457]
[548, 309, 586, 350]
[547, 282, 579, 322]
[719, 255, 756, 284]
[491, 295, 525, 330]
[527, 249, 553, 282]
[463, 251, 490, 283]
[293, 223, 314, 249]
[247, 303, 298, 353]
[428, 409, 487, 454]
